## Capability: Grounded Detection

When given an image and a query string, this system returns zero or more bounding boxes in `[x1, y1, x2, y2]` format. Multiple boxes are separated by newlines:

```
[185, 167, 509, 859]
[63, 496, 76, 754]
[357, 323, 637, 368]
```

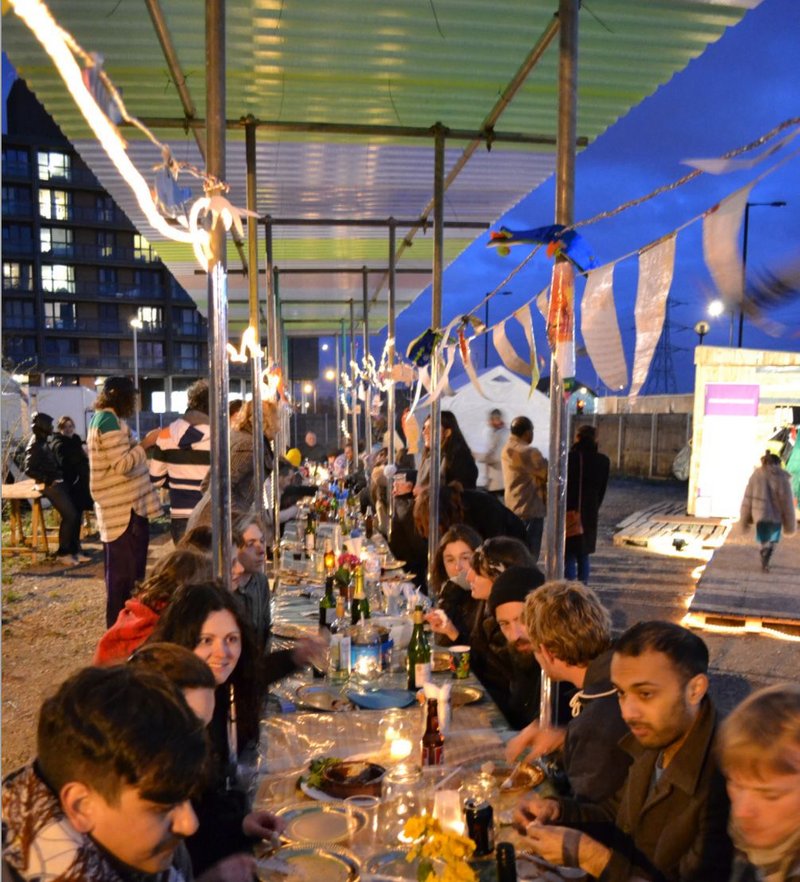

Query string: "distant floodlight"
[707, 300, 725, 318]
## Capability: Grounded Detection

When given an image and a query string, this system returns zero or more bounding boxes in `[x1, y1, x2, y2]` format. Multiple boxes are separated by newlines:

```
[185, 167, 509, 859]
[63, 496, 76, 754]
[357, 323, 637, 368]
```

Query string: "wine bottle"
[406, 606, 431, 690]
[319, 573, 336, 630]
[496, 843, 517, 882]
[350, 564, 370, 626]
[304, 511, 316, 555]
[364, 506, 374, 540]
[328, 597, 351, 683]
[421, 698, 444, 766]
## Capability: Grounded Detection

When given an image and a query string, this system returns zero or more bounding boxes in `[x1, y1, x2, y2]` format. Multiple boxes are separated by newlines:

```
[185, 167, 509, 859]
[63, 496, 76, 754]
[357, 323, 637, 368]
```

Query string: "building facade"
[2, 79, 208, 408]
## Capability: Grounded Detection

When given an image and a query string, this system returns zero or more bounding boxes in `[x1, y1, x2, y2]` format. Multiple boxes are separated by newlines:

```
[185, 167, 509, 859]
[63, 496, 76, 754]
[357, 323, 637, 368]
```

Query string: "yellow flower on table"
[402, 816, 478, 882]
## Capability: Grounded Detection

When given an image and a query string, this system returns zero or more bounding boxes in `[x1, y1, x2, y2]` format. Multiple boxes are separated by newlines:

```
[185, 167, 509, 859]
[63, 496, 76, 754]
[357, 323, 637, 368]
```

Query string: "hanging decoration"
[406, 328, 442, 367]
[457, 316, 487, 398]
[488, 224, 599, 273]
[682, 126, 800, 175]
[580, 264, 628, 392]
[546, 261, 576, 380]
[702, 184, 754, 306]
[629, 234, 677, 398]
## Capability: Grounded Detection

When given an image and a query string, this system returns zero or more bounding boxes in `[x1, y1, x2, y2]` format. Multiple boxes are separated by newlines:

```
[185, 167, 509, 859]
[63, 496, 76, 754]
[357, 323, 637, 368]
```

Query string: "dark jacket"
[442, 442, 479, 489]
[565, 437, 610, 556]
[560, 697, 732, 882]
[728, 850, 800, 882]
[51, 432, 93, 511]
[23, 435, 60, 486]
[562, 650, 631, 805]
[461, 489, 527, 543]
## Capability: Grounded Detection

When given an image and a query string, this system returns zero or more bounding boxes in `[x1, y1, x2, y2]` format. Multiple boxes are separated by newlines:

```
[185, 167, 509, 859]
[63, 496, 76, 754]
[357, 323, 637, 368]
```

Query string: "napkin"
[346, 689, 417, 710]
[422, 681, 451, 734]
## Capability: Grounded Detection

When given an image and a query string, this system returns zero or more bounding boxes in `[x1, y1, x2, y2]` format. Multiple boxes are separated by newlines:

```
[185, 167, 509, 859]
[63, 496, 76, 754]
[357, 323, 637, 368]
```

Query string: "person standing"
[88, 376, 162, 626]
[50, 415, 93, 527]
[476, 408, 508, 498]
[23, 412, 84, 567]
[565, 424, 609, 584]
[740, 451, 797, 572]
[149, 379, 211, 543]
[502, 415, 548, 561]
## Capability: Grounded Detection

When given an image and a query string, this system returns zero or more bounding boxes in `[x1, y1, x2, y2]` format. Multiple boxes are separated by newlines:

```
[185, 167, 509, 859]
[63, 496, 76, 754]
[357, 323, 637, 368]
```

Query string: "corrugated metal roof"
[4, 0, 757, 333]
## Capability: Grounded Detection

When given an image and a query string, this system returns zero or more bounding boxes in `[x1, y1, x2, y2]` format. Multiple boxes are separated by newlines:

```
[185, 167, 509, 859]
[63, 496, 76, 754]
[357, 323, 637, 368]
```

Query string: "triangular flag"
[630, 235, 676, 397]
[702, 184, 753, 305]
[581, 264, 628, 392]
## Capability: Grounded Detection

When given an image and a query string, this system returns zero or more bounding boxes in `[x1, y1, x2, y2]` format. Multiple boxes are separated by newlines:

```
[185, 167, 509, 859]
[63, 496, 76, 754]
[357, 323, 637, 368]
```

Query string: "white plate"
[276, 802, 367, 844]
[257, 844, 360, 881]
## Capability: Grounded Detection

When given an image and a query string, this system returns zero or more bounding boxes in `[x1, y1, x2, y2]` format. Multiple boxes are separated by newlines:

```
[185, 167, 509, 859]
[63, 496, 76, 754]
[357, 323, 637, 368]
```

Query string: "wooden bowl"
[319, 760, 385, 799]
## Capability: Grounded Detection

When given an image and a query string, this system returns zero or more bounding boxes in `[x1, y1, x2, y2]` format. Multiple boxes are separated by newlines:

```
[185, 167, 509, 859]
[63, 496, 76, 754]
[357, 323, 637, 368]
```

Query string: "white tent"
[415, 365, 551, 485]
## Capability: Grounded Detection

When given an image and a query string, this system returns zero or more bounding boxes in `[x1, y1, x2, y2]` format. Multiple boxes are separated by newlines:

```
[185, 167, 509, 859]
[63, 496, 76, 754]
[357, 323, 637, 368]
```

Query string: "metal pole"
[362, 267, 373, 461]
[427, 124, 446, 584]
[206, 0, 231, 583]
[349, 300, 359, 476]
[246, 122, 267, 529]
[542, 0, 579, 729]
[131, 320, 141, 438]
[387, 221, 397, 538]
[334, 326, 342, 446]
[264, 222, 281, 564]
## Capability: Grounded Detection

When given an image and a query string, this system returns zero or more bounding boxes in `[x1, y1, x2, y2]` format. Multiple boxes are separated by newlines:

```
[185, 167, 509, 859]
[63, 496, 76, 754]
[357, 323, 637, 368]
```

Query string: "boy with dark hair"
[517, 620, 732, 882]
[2, 665, 207, 882]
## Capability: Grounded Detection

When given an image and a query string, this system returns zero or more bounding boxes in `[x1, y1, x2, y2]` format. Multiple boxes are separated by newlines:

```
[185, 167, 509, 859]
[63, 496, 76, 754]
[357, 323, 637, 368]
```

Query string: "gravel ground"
[2, 476, 795, 772]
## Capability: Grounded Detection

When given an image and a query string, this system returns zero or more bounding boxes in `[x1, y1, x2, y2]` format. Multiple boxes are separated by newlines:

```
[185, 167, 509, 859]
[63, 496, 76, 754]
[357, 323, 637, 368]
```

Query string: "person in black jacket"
[51, 414, 93, 514]
[565, 424, 610, 584]
[23, 411, 85, 566]
[417, 410, 479, 492]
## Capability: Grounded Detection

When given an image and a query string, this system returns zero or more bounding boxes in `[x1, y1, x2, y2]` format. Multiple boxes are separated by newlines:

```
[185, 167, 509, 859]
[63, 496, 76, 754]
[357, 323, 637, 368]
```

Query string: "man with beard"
[2, 665, 206, 882]
[487, 566, 546, 730]
[516, 621, 732, 882]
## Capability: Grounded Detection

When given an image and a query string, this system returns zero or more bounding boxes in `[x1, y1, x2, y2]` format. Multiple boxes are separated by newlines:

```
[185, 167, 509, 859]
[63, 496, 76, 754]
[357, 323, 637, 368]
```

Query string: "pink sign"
[704, 383, 760, 417]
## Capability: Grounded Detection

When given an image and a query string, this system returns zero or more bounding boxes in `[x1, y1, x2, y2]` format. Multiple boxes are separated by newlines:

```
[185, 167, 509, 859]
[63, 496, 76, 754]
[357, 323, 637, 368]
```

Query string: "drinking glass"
[344, 794, 381, 854]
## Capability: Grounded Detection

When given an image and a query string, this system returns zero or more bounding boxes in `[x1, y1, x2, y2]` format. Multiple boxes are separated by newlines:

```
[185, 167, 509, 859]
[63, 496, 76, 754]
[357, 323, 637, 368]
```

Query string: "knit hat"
[488, 566, 545, 616]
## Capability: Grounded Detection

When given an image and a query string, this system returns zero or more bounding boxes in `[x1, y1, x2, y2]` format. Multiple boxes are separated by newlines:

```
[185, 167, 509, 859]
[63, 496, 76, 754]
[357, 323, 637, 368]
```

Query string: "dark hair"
[56, 415, 75, 431]
[149, 581, 260, 746]
[510, 416, 533, 438]
[37, 665, 207, 805]
[431, 524, 483, 593]
[440, 411, 474, 466]
[186, 379, 210, 414]
[228, 398, 244, 419]
[413, 482, 466, 538]
[614, 621, 709, 684]
[94, 376, 136, 418]
[472, 536, 533, 580]
[177, 524, 214, 552]
[134, 548, 213, 611]
[576, 424, 597, 444]
[490, 409, 503, 419]
[761, 451, 781, 467]
[129, 642, 216, 691]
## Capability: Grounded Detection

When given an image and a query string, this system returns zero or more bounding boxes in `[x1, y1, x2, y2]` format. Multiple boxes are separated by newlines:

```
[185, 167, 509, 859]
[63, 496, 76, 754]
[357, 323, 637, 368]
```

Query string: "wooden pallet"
[683, 608, 800, 635]
[613, 501, 731, 551]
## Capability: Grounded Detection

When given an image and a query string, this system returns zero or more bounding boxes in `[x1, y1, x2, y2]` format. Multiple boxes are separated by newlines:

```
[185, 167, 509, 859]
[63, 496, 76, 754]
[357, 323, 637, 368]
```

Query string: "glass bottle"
[319, 573, 336, 630]
[304, 510, 316, 555]
[421, 698, 444, 766]
[328, 596, 351, 683]
[364, 505, 374, 540]
[350, 563, 370, 626]
[323, 540, 336, 575]
[406, 605, 431, 691]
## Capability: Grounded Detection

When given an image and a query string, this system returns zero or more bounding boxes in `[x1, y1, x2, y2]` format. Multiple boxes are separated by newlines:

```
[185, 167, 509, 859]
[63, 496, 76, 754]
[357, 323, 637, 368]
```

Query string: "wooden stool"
[2, 480, 52, 559]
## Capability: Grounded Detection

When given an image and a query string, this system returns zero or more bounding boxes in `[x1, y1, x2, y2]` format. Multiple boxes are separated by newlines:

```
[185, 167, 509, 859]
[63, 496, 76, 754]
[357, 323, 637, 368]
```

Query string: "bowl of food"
[319, 760, 386, 799]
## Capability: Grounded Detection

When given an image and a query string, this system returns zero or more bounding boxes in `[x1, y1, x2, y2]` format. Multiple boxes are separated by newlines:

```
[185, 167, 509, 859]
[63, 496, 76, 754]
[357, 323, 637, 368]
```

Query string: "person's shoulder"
[90, 409, 120, 433]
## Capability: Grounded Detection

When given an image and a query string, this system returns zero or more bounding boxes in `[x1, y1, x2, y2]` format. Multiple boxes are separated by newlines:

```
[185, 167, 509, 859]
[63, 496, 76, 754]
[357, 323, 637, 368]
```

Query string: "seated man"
[517, 620, 732, 882]
[3, 664, 207, 882]
[507, 580, 631, 805]
[718, 684, 800, 882]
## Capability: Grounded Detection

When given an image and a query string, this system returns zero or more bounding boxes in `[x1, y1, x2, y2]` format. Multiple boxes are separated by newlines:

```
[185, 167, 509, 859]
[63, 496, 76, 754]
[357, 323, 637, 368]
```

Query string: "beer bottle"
[406, 605, 431, 690]
[421, 698, 444, 766]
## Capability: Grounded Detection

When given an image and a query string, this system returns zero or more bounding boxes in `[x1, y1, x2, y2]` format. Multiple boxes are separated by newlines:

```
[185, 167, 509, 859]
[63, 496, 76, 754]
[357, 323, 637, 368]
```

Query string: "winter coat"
[740, 462, 797, 534]
[502, 433, 548, 519]
[149, 410, 211, 520]
[565, 437, 610, 556]
[93, 598, 160, 665]
[50, 432, 93, 511]
[23, 435, 60, 486]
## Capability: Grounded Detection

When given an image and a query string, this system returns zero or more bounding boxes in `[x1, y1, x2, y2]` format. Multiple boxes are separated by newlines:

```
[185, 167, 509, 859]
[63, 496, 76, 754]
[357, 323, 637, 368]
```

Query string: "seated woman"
[429, 524, 483, 647]
[427, 536, 534, 722]
[93, 547, 213, 664]
[148, 582, 268, 878]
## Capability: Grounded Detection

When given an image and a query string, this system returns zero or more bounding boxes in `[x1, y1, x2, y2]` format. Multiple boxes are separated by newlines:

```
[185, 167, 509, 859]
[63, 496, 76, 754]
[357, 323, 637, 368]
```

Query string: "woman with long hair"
[417, 410, 479, 492]
[430, 524, 482, 650]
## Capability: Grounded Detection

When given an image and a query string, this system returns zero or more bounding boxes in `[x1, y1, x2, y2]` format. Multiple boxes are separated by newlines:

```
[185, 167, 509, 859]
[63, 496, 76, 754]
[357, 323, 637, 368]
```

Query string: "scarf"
[731, 821, 800, 882]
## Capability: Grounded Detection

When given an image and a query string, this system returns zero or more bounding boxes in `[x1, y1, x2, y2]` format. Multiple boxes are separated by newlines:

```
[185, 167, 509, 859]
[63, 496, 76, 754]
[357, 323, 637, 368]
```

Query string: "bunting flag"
[535, 287, 549, 321]
[580, 264, 628, 392]
[629, 234, 677, 397]
[491, 303, 540, 391]
[683, 127, 799, 174]
[546, 261, 576, 380]
[458, 328, 487, 398]
[702, 184, 754, 305]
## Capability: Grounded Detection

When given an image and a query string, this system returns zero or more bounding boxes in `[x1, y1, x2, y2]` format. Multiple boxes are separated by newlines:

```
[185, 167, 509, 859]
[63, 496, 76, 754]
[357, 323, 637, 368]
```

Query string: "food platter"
[276, 802, 367, 844]
[295, 685, 354, 712]
[450, 684, 483, 707]
[257, 844, 360, 881]
[474, 760, 545, 794]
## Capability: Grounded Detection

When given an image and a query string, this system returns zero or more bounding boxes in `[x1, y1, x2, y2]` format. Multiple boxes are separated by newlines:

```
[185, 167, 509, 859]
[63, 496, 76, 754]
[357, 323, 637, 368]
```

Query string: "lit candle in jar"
[390, 737, 413, 761]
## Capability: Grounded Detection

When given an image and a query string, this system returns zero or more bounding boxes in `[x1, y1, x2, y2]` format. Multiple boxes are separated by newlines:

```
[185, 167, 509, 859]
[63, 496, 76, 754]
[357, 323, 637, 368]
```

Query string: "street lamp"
[303, 381, 316, 413]
[129, 316, 143, 438]
[739, 200, 787, 347]
[324, 368, 336, 382]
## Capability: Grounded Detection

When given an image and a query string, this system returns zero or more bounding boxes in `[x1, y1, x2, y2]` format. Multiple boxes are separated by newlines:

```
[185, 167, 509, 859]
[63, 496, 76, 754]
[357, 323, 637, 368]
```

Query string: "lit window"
[37, 151, 71, 181]
[3, 262, 34, 291]
[136, 306, 163, 328]
[41, 227, 73, 256]
[39, 189, 72, 221]
[41, 264, 75, 294]
[133, 233, 155, 261]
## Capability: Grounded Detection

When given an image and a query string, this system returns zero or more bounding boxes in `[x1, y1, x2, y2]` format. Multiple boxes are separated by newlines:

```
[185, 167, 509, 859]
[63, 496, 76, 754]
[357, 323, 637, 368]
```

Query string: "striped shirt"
[88, 409, 162, 542]
[149, 413, 211, 519]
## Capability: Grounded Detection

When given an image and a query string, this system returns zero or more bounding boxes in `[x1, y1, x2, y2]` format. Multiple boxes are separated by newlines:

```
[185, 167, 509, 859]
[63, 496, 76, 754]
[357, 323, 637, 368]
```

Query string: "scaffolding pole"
[387, 220, 397, 539]
[362, 268, 373, 460]
[264, 221, 281, 568]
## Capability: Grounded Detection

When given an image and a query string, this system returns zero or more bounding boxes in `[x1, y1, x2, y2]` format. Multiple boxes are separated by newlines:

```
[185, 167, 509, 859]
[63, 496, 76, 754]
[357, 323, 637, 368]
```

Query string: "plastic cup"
[449, 645, 470, 679]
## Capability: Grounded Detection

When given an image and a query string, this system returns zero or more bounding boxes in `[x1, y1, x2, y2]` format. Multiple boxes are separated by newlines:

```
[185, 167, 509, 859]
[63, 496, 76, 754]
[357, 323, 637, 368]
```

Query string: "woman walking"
[740, 452, 796, 572]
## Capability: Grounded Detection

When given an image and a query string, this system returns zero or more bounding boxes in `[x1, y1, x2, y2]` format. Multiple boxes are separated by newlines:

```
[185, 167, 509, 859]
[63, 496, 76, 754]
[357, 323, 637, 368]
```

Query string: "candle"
[390, 738, 413, 761]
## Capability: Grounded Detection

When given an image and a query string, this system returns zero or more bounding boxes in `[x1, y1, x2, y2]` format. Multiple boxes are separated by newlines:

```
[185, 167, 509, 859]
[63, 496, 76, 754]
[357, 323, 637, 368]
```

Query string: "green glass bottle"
[406, 605, 431, 691]
[350, 564, 370, 626]
[319, 573, 336, 630]
[304, 511, 316, 556]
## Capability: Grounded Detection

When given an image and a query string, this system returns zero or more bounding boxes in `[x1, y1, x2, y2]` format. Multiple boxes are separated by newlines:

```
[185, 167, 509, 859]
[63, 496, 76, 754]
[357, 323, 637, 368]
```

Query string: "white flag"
[581, 264, 628, 391]
[702, 184, 753, 305]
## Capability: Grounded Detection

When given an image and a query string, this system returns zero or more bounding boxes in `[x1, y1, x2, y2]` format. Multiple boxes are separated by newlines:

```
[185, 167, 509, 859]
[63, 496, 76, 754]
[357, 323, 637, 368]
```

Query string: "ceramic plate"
[276, 802, 367, 844]
[473, 760, 545, 793]
[363, 848, 417, 880]
[450, 684, 483, 707]
[258, 844, 360, 881]
[431, 650, 450, 673]
[295, 685, 354, 712]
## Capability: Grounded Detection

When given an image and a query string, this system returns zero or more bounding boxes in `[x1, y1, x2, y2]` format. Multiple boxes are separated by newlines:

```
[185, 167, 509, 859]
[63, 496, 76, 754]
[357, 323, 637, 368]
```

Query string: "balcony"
[2, 159, 31, 179]
[2, 198, 34, 217]
[37, 166, 100, 188]
[3, 239, 35, 257]
[172, 322, 207, 338]
[2, 279, 35, 294]
[2, 316, 37, 330]
[174, 357, 203, 372]
[69, 205, 131, 226]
